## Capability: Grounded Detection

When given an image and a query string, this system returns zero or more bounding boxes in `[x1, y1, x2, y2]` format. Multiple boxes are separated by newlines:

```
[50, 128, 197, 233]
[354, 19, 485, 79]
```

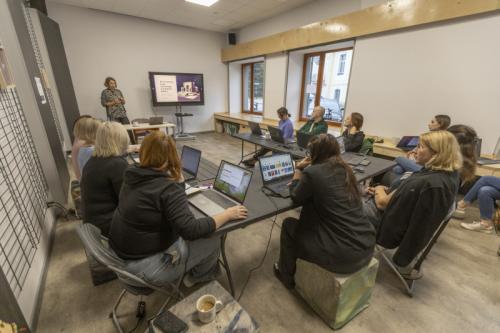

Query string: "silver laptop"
[189, 160, 253, 216]
[337, 136, 346, 154]
[478, 137, 500, 165]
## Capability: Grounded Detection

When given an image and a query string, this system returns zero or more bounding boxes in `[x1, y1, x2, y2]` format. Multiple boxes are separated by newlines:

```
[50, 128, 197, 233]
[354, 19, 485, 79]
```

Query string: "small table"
[123, 122, 176, 143]
[164, 281, 259, 332]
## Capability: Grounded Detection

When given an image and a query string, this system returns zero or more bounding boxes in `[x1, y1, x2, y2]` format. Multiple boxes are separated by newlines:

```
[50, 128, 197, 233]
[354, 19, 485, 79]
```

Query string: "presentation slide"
[149, 72, 204, 106]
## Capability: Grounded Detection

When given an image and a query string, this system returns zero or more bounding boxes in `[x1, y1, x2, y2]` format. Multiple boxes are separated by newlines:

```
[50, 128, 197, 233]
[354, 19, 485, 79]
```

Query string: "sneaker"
[452, 208, 466, 219]
[460, 221, 493, 234]
[182, 274, 197, 288]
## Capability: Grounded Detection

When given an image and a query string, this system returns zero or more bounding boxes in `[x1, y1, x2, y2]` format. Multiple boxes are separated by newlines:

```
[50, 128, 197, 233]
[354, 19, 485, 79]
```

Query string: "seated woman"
[243, 107, 293, 167]
[447, 124, 477, 184]
[364, 131, 461, 273]
[341, 112, 365, 152]
[71, 115, 92, 181]
[457, 176, 500, 234]
[274, 134, 376, 289]
[80, 122, 129, 237]
[77, 117, 101, 175]
[109, 131, 247, 288]
[393, 114, 451, 175]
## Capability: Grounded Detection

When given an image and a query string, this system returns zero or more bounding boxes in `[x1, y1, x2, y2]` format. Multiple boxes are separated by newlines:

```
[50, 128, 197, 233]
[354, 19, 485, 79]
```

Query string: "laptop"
[259, 153, 295, 198]
[297, 131, 313, 150]
[268, 126, 285, 144]
[396, 136, 419, 151]
[149, 116, 164, 125]
[477, 137, 500, 165]
[181, 146, 201, 181]
[189, 161, 253, 216]
[248, 121, 263, 136]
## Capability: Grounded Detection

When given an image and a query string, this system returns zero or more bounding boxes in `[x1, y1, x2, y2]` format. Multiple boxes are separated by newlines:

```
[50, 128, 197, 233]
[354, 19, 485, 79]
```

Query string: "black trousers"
[278, 217, 301, 285]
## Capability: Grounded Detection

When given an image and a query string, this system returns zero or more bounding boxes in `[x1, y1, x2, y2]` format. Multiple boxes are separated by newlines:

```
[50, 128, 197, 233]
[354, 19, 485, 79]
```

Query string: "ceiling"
[49, 0, 317, 33]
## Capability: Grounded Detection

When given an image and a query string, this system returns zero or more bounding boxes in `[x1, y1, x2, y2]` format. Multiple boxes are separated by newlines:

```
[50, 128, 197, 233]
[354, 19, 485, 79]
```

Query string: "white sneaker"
[460, 221, 493, 234]
[452, 208, 466, 219]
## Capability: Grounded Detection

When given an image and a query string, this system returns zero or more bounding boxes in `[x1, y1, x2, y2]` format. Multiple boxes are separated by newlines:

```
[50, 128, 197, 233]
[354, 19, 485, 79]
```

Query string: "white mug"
[196, 294, 223, 324]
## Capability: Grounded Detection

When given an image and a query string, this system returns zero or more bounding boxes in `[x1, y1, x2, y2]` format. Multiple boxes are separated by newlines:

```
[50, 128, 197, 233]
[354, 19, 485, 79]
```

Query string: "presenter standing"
[101, 77, 130, 124]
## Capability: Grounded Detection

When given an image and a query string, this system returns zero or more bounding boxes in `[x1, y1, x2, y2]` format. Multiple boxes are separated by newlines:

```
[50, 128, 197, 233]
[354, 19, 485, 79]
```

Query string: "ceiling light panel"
[185, 0, 219, 7]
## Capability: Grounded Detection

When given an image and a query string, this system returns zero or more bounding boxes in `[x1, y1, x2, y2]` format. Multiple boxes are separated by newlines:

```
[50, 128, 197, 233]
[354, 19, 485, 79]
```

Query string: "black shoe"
[242, 159, 256, 167]
[273, 263, 295, 290]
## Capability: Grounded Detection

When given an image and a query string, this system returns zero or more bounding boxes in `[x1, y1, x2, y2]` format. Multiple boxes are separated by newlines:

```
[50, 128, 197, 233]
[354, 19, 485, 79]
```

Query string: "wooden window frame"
[241, 61, 264, 115]
[299, 47, 353, 126]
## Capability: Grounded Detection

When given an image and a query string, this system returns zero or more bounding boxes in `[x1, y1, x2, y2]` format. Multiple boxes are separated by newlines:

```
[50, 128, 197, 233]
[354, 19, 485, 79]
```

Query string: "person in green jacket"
[298, 106, 328, 135]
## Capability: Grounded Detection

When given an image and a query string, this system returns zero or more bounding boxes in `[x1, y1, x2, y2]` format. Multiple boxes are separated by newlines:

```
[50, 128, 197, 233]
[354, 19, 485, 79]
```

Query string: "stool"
[295, 257, 379, 330]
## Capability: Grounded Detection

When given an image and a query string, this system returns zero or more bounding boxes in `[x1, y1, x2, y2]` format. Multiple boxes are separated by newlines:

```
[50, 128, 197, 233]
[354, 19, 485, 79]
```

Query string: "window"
[300, 48, 353, 123]
[242, 62, 264, 114]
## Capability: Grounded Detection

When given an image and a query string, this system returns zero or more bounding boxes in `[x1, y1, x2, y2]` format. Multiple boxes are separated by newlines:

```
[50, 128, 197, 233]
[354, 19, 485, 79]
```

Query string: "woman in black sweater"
[80, 121, 129, 237]
[342, 112, 365, 152]
[364, 131, 461, 275]
[274, 134, 375, 289]
[109, 131, 247, 288]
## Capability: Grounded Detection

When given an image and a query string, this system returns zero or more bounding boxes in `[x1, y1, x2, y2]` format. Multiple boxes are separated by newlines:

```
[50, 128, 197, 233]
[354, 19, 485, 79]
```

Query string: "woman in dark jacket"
[364, 131, 461, 275]
[109, 131, 247, 287]
[342, 112, 365, 152]
[274, 134, 376, 289]
[80, 121, 129, 237]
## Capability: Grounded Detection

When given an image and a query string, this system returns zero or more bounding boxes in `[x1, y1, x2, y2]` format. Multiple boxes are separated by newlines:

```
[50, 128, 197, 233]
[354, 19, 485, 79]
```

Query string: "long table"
[232, 132, 396, 183]
[187, 144, 396, 296]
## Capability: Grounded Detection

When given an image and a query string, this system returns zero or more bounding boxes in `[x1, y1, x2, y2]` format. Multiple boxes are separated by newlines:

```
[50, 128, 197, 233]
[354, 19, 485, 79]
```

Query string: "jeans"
[393, 157, 423, 175]
[125, 236, 220, 288]
[463, 176, 500, 220]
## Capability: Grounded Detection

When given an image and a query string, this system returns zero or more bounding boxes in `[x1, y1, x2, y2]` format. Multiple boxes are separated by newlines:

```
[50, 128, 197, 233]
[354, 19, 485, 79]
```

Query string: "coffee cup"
[196, 294, 223, 324]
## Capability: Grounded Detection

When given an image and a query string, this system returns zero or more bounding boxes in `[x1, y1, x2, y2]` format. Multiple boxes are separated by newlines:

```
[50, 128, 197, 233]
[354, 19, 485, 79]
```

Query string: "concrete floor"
[37, 132, 500, 332]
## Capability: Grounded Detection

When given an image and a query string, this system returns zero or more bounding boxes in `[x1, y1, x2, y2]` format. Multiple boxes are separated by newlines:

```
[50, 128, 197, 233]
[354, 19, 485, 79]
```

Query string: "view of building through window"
[242, 62, 264, 114]
[300, 49, 353, 123]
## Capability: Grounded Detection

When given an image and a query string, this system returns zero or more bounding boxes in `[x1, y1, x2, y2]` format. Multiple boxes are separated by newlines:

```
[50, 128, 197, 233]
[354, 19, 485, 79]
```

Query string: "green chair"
[295, 258, 379, 330]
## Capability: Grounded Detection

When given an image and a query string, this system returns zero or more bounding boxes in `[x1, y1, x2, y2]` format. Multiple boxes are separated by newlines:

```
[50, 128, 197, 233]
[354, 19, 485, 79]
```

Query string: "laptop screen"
[259, 154, 294, 184]
[181, 146, 201, 175]
[397, 136, 419, 148]
[214, 161, 253, 203]
[336, 136, 346, 154]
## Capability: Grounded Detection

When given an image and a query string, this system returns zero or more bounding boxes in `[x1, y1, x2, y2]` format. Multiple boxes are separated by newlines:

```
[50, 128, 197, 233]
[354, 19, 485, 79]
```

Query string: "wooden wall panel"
[222, 0, 500, 62]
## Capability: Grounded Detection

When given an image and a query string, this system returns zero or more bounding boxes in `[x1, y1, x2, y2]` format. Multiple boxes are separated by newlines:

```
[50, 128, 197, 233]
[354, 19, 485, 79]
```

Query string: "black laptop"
[189, 161, 253, 216]
[248, 121, 263, 136]
[259, 153, 295, 198]
[297, 131, 313, 150]
[181, 146, 201, 181]
[396, 136, 419, 151]
[268, 126, 285, 144]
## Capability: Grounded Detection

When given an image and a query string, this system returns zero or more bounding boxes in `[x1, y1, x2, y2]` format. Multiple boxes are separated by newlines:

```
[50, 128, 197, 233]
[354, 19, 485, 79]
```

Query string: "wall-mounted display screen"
[149, 72, 204, 106]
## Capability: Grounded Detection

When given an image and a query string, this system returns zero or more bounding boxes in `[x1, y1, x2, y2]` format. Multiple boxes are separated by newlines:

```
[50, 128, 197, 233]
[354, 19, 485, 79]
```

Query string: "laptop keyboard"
[202, 190, 236, 209]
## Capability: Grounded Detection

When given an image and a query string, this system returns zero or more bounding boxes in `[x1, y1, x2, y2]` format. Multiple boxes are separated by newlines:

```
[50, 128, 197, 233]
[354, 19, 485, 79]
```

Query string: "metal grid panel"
[0, 87, 48, 297]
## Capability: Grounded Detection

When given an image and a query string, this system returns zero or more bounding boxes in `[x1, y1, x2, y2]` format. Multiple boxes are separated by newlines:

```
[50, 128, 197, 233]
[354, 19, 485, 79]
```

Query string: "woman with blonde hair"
[71, 115, 92, 181]
[364, 131, 461, 276]
[109, 131, 247, 288]
[80, 121, 129, 236]
[77, 117, 101, 175]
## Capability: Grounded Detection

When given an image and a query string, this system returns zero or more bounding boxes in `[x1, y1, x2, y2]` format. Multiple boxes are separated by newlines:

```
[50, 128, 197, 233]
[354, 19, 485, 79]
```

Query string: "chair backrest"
[410, 202, 456, 270]
[76, 224, 154, 289]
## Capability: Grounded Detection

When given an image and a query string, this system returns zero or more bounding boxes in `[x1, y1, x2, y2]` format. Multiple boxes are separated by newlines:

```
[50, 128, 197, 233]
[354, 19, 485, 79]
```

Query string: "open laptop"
[189, 161, 253, 216]
[336, 136, 346, 154]
[181, 146, 201, 181]
[248, 121, 263, 136]
[149, 116, 163, 125]
[297, 131, 313, 150]
[477, 137, 500, 165]
[268, 126, 285, 144]
[259, 153, 295, 198]
[396, 136, 419, 151]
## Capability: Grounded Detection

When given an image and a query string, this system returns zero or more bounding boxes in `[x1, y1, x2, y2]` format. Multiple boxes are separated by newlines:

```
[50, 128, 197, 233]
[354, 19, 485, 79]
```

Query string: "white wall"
[348, 13, 500, 153]
[47, 1, 227, 133]
[263, 53, 287, 119]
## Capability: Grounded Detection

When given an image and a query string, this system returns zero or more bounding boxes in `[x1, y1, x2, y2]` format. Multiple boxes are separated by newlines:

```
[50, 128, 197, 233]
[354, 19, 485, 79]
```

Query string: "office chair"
[76, 224, 183, 333]
[376, 202, 456, 297]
